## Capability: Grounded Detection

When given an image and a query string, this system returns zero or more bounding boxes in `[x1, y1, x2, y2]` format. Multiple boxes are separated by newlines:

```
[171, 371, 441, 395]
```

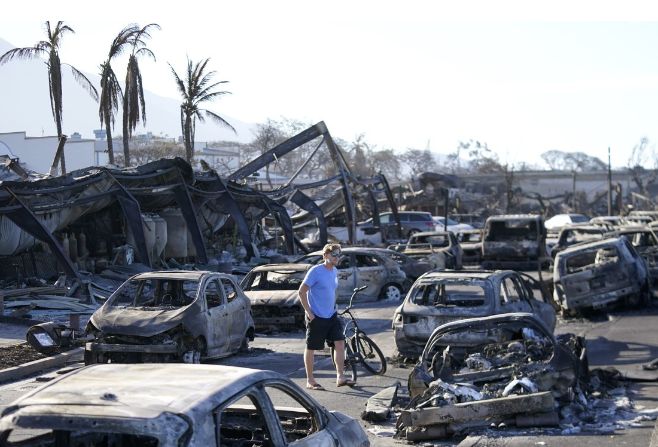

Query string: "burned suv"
[553, 237, 651, 315]
[482, 214, 547, 269]
[393, 270, 556, 358]
[85, 271, 255, 364]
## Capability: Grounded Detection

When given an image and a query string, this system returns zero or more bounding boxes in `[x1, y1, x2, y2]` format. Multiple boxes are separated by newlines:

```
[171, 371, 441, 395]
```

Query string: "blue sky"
[2, 5, 658, 169]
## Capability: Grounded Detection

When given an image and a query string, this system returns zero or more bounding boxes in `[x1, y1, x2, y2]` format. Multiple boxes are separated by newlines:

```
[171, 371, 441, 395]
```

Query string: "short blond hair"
[322, 243, 342, 256]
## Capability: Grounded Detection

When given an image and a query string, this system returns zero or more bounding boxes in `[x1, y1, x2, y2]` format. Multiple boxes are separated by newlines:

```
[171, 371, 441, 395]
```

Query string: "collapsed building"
[0, 122, 401, 299]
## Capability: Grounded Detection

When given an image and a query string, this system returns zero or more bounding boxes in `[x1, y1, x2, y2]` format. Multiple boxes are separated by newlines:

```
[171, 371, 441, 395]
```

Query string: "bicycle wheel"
[353, 334, 387, 375]
[330, 338, 358, 382]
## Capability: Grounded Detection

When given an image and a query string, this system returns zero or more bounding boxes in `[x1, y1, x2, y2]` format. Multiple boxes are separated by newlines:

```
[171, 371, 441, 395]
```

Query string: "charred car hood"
[244, 291, 299, 308]
[91, 305, 193, 337]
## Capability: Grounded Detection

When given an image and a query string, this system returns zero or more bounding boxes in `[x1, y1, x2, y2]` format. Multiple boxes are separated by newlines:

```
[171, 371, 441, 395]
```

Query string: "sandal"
[306, 383, 325, 391]
[336, 378, 356, 387]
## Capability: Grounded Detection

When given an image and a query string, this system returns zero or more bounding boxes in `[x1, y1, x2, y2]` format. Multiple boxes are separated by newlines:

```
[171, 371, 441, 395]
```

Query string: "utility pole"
[607, 147, 612, 216]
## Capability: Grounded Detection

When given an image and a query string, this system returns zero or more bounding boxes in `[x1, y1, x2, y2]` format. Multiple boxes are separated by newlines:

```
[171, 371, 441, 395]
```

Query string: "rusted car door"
[204, 278, 231, 356]
[499, 274, 556, 331]
[353, 253, 386, 300]
[336, 254, 355, 301]
[220, 277, 249, 351]
[499, 276, 532, 315]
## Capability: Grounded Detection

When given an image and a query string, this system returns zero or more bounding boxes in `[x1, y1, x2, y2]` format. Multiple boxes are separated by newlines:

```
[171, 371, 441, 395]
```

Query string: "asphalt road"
[2, 288, 658, 446]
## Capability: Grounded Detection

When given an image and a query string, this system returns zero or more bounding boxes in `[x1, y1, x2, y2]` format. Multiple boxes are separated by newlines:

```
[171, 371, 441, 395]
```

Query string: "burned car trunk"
[481, 214, 547, 270]
[85, 271, 255, 364]
[553, 236, 651, 315]
[399, 313, 587, 441]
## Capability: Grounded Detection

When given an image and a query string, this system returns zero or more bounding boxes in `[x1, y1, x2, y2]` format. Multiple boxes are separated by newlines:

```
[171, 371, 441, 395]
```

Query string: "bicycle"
[330, 285, 387, 382]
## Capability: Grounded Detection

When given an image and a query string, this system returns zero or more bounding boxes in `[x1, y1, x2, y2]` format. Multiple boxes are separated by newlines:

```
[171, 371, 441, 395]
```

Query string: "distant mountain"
[0, 37, 256, 143]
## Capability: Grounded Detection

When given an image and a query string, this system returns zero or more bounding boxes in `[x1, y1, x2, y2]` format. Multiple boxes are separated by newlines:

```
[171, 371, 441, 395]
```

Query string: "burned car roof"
[2, 364, 269, 418]
[0, 363, 370, 447]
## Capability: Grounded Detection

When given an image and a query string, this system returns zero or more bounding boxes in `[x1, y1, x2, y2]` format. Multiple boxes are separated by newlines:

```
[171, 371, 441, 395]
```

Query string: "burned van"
[553, 237, 651, 315]
[481, 214, 547, 270]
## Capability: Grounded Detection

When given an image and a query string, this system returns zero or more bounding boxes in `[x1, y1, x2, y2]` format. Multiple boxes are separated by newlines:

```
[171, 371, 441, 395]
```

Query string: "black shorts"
[306, 312, 344, 351]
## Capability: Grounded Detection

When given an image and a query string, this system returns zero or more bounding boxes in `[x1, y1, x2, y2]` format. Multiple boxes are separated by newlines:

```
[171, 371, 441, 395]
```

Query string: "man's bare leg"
[304, 348, 321, 388]
[333, 340, 354, 384]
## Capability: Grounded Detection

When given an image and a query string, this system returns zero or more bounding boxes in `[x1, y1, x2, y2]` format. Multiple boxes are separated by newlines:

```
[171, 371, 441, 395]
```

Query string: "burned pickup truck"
[481, 214, 547, 270]
[85, 271, 255, 364]
[399, 313, 588, 441]
[388, 231, 462, 270]
[553, 236, 652, 315]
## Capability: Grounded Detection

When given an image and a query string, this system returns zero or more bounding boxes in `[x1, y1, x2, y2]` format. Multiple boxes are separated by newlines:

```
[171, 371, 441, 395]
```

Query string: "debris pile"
[392, 314, 658, 441]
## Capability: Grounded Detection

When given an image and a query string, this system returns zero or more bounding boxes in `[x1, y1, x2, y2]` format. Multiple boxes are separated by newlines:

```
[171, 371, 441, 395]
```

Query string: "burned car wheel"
[380, 284, 403, 301]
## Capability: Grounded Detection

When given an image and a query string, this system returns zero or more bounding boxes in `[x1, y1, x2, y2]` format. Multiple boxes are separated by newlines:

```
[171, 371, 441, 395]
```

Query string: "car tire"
[239, 333, 250, 351]
[380, 284, 402, 301]
[407, 229, 420, 238]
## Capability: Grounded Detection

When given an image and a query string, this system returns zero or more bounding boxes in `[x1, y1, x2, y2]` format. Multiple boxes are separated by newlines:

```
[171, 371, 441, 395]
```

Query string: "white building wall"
[0, 132, 97, 175]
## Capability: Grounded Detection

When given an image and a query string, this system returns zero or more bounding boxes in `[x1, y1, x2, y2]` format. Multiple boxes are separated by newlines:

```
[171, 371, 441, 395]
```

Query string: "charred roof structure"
[0, 121, 399, 288]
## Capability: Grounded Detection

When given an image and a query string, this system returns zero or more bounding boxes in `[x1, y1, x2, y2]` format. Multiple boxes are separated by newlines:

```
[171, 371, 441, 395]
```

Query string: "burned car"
[0, 363, 370, 447]
[85, 270, 255, 364]
[610, 225, 658, 284]
[553, 237, 651, 315]
[241, 263, 311, 330]
[481, 214, 547, 269]
[388, 230, 462, 270]
[399, 313, 587, 441]
[393, 270, 557, 359]
[549, 224, 606, 259]
[295, 247, 407, 301]
[456, 229, 483, 265]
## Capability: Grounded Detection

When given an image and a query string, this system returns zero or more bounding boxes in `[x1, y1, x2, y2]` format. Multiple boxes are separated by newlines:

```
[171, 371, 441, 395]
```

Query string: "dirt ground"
[0, 341, 83, 370]
[0, 343, 47, 369]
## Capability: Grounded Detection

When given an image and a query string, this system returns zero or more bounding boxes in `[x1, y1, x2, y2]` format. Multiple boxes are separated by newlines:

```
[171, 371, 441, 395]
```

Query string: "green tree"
[169, 57, 235, 164]
[0, 21, 98, 174]
[99, 24, 140, 165]
[121, 23, 160, 167]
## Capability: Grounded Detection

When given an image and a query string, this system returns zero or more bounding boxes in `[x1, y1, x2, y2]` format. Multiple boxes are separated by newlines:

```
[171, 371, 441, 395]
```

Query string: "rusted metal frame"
[358, 174, 402, 239]
[7, 171, 113, 196]
[378, 174, 402, 238]
[282, 135, 327, 188]
[0, 188, 80, 280]
[289, 174, 343, 190]
[260, 196, 295, 255]
[186, 179, 256, 259]
[323, 134, 357, 244]
[170, 183, 208, 264]
[115, 194, 152, 267]
[228, 122, 327, 181]
[290, 190, 328, 245]
[364, 186, 383, 241]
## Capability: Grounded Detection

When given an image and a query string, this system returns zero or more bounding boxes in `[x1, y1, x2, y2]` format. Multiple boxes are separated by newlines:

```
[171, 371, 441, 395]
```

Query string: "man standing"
[299, 243, 355, 390]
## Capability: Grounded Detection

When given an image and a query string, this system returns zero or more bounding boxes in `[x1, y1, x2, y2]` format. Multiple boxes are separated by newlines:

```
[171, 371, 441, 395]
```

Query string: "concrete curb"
[0, 347, 84, 383]
[651, 418, 658, 447]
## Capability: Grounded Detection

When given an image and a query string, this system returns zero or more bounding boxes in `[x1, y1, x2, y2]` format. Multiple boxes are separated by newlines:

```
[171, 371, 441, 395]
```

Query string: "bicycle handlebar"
[339, 285, 368, 314]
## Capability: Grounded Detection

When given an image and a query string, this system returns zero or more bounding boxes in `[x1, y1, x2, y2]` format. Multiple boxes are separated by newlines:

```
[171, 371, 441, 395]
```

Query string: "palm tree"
[0, 21, 98, 175]
[121, 23, 160, 167]
[99, 24, 139, 165]
[169, 58, 235, 164]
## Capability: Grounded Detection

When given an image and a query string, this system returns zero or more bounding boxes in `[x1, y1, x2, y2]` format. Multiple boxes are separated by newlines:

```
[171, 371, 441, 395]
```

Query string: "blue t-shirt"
[302, 264, 338, 318]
